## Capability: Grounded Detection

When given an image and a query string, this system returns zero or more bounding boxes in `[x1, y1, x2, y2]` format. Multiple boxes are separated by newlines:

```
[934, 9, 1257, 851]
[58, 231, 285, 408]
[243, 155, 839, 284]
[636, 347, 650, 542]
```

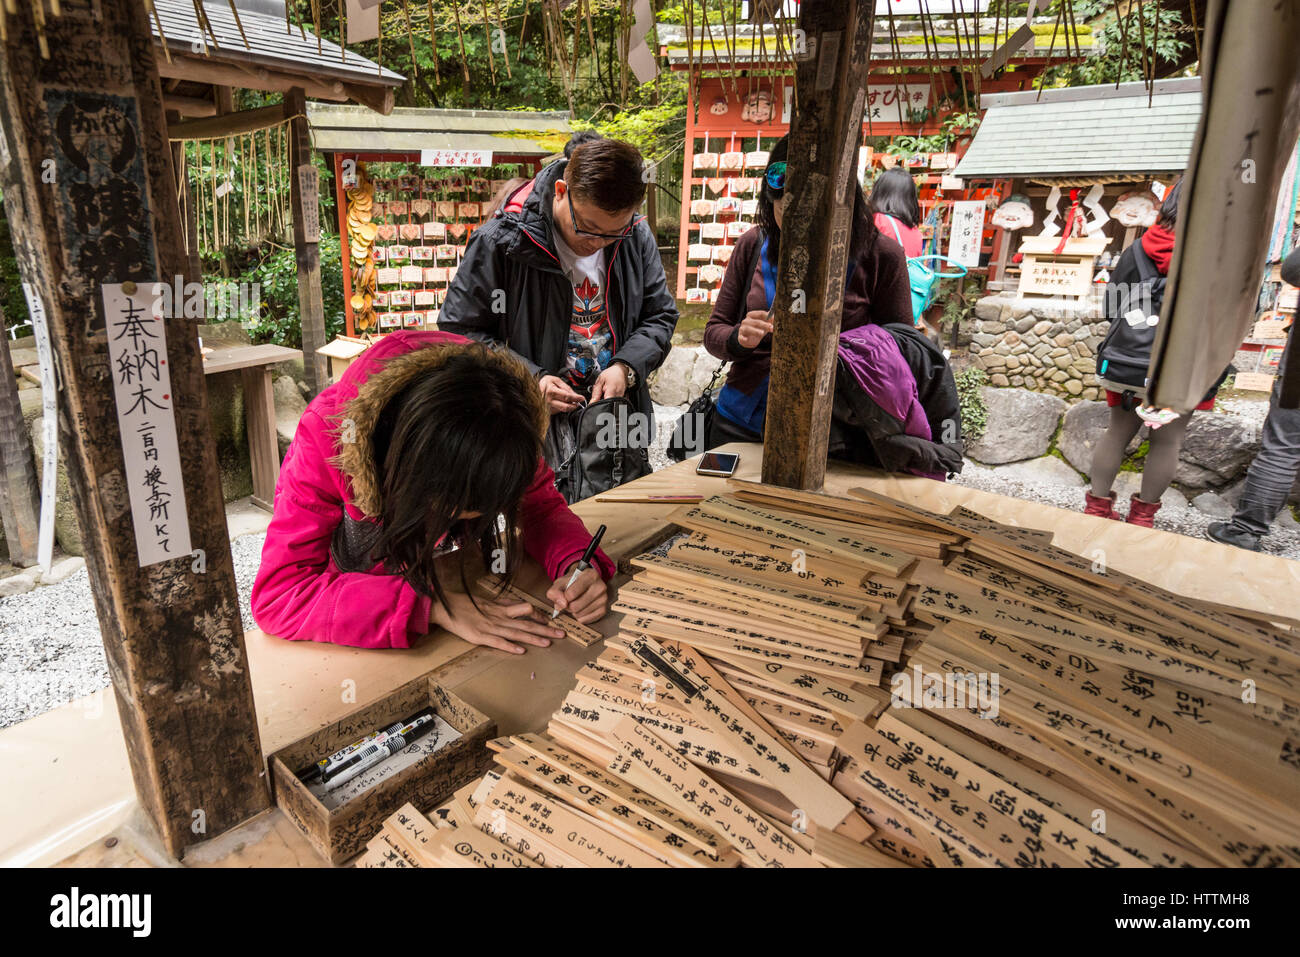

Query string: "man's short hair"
[565, 138, 646, 213]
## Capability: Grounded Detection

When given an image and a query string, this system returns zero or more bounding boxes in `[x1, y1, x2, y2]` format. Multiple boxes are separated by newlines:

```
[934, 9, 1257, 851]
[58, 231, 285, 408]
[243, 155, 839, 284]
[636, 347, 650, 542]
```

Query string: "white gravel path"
[0, 532, 267, 730]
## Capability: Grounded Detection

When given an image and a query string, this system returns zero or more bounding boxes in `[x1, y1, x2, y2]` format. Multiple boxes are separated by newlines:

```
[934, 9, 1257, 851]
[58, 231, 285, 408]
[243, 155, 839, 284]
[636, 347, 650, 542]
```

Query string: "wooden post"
[762, 0, 874, 490]
[0, 2, 269, 856]
[1151, 0, 1300, 411]
[285, 87, 327, 397]
[0, 305, 39, 567]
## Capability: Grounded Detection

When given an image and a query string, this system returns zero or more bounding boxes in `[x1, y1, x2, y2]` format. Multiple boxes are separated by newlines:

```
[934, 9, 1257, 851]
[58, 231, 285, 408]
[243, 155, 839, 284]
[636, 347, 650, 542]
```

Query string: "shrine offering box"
[269, 675, 495, 864]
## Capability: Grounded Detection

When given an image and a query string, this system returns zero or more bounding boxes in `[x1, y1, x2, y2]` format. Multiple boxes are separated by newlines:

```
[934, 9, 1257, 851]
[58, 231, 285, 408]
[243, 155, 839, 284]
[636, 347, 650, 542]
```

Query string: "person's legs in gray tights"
[1090, 404, 1192, 503]
[1089, 405, 1143, 497]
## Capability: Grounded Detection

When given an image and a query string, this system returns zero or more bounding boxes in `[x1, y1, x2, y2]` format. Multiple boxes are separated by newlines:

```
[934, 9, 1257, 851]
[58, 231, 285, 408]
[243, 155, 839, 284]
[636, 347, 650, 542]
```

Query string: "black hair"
[368, 347, 544, 615]
[566, 137, 647, 212]
[868, 167, 922, 229]
[1156, 177, 1183, 228]
[759, 134, 879, 273]
[564, 129, 604, 158]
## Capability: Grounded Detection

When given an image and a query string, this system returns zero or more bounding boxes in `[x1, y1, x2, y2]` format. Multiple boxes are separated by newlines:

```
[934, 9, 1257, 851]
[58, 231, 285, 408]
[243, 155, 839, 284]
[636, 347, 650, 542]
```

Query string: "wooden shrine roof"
[954, 77, 1202, 181]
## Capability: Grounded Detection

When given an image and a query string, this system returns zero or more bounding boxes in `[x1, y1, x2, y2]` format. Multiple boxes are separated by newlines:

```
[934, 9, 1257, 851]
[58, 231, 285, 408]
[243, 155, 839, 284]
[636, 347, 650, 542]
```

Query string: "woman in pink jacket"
[250, 330, 613, 652]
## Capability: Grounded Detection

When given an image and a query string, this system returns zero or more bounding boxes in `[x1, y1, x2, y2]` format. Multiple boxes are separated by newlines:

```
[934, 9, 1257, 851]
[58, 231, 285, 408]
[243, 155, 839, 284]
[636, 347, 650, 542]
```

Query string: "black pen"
[552, 524, 607, 619]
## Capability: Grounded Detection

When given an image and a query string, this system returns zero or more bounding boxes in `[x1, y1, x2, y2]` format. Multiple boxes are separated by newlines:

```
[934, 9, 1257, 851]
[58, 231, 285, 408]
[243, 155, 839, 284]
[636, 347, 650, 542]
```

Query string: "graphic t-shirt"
[552, 230, 613, 397]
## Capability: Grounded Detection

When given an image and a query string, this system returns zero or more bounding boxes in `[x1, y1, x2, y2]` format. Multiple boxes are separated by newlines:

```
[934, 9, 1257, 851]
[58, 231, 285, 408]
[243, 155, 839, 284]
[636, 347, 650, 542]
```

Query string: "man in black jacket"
[439, 137, 678, 431]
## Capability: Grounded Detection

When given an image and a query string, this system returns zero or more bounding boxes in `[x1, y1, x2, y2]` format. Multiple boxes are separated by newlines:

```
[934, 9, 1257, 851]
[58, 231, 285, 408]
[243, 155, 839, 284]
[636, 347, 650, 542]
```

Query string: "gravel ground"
[0, 532, 266, 730]
[952, 459, 1300, 561]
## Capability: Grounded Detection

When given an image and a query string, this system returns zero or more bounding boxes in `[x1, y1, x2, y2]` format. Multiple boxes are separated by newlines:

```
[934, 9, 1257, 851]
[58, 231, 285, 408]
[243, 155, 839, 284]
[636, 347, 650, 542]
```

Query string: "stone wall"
[969, 292, 1110, 400]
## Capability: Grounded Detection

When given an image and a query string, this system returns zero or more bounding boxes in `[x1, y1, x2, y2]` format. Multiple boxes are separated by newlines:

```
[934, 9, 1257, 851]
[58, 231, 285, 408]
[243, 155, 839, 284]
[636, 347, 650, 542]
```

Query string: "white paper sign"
[101, 283, 191, 567]
[947, 200, 986, 268]
[21, 283, 57, 573]
[864, 84, 931, 124]
[420, 149, 493, 168]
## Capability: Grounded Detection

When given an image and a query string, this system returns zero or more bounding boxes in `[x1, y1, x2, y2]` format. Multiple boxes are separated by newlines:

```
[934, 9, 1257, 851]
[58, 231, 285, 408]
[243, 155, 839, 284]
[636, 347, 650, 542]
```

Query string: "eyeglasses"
[567, 191, 637, 240]
[765, 161, 788, 192]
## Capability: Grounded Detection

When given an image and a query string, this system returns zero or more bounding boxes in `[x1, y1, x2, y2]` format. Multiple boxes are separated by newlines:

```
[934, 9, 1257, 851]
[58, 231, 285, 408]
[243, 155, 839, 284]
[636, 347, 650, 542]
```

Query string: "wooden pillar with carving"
[761, 0, 874, 490]
[0, 2, 269, 857]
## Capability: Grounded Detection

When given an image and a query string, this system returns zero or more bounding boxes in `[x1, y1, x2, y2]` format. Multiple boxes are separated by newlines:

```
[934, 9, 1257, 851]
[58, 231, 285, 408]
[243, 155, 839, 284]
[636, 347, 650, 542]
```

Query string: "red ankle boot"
[1084, 491, 1122, 520]
[1126, 494, 1162, 528]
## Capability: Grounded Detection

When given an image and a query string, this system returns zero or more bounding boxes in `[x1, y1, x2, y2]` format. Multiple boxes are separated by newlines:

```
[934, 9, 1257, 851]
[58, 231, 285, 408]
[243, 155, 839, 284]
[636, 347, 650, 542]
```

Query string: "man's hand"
[430, 589, 564, 655]
[546, 563, 609, 624]
[736, 310, 775, 349]
[589, 363, 630, 402]
[538, 374, 584, 413]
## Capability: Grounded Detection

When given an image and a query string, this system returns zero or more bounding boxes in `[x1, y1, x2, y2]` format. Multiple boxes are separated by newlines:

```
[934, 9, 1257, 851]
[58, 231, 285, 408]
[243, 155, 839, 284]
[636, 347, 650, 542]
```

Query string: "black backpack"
[1096, 241, 1165, 391]
[544, 395, 652, 504]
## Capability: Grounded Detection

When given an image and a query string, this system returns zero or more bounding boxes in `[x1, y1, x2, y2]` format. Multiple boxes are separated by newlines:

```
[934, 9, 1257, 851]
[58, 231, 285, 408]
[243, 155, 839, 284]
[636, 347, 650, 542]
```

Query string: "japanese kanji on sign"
[101, 282, 192, 567]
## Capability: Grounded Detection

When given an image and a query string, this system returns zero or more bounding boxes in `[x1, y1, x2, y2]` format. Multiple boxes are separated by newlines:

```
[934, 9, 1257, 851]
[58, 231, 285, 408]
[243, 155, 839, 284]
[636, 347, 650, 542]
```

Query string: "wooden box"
[317, 336, 370, 383]
[269, 674, 496, 864]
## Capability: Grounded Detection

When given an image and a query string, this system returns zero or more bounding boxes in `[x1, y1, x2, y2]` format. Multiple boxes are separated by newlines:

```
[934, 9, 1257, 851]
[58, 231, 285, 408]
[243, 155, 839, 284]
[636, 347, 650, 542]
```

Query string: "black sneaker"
[1207, 521, 1262, 552]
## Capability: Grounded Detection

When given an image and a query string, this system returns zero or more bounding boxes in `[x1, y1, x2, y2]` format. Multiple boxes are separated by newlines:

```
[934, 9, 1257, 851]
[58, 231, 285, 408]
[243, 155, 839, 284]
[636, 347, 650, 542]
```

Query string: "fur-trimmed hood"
[330, 335, 548, 519]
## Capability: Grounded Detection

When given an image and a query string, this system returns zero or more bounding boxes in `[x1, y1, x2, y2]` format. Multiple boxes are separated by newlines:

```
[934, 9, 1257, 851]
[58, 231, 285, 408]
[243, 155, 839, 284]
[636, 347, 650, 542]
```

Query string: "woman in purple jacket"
[701, 137, 963, 477]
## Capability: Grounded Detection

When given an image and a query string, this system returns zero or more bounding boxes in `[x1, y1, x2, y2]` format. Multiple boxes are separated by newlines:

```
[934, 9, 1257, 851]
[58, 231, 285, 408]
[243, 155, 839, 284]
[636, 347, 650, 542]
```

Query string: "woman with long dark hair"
[252, 330, 613, 651]
[869, 167, 923, 258]
[700, 136, 961, 477]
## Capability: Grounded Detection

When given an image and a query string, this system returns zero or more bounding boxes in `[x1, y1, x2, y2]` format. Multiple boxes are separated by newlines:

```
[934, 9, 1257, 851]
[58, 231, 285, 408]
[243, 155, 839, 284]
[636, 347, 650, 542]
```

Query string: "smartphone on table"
[696, 451, 740, 477]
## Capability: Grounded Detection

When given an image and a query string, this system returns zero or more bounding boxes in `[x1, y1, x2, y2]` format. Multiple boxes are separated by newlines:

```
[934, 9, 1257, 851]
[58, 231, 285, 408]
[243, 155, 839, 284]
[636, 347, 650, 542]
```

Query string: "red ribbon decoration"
[1054, 188, 1081, 254]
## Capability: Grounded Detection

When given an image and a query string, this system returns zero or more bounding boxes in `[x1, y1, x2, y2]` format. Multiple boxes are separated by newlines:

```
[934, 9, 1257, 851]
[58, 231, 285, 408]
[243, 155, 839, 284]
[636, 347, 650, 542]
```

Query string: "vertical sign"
[297, 165, 320, 242]
[21, 283, 56, 572]
[948, 200, 985, 268]
[101, 283, 191, 566]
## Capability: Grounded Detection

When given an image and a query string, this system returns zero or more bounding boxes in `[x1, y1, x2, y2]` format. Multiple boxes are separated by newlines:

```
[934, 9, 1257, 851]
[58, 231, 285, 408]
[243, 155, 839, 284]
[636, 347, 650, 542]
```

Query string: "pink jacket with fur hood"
[250, 330, 614, 648]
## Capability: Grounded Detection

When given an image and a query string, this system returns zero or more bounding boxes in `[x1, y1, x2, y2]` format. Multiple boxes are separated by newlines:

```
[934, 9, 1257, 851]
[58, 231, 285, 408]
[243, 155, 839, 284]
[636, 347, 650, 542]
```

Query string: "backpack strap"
[885, 215, 905, 250]
[1130, 235, 1159, 282]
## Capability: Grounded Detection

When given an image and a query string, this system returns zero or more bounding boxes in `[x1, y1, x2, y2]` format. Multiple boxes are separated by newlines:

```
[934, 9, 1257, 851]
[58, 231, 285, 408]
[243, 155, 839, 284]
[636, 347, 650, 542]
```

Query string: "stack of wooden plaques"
[363, 482, 1300, 868]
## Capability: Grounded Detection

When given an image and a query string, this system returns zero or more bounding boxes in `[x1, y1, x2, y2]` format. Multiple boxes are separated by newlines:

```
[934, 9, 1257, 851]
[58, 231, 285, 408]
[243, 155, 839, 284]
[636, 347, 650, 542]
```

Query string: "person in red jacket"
[250, 330, 613, 652]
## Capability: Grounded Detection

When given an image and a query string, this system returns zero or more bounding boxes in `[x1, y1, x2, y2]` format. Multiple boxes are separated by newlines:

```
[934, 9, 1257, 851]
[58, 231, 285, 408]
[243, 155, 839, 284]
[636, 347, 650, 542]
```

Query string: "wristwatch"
[615, 360, 637, 388]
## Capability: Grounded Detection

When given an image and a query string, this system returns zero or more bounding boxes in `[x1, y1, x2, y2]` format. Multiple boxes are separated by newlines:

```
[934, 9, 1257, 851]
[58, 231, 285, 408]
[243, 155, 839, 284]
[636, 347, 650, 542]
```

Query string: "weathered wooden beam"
[162, 92, 218, 117]
[0, 0, 269, 856]
[343, 81, 396, 116]
[0, 304, 40, 567]
[167, 103, 285, 141]
[1151, 0, 1300, 411]
[156, 55, 349, 102]
[761, 0, 874, 490]
[286, 88, 328, 397]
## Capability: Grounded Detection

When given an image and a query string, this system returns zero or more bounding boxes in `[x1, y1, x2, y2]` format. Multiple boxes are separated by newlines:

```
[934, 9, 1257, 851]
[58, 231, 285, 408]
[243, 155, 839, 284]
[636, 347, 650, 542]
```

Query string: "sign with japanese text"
[297, 165, 320, 242]
[420, 148, 493, 168]
[947, 199, 985, 268]
[101, 282, 191, 566]
[864, 84, 930, 124]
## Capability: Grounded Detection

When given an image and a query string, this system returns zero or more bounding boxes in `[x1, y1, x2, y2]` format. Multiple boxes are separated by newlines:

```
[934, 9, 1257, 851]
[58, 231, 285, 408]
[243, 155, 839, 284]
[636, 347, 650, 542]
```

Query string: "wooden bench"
[203, 342, 303, 511]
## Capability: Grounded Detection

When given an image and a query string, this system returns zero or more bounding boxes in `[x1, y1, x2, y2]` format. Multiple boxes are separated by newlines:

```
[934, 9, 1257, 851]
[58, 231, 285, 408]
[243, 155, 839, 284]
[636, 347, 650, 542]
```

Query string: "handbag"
[668, 362, 727, 462]
[884, 216, 967, 324]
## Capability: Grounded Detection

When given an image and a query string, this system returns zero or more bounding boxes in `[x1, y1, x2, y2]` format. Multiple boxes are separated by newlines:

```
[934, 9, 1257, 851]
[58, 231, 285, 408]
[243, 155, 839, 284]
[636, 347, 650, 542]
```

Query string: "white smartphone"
[696, 451, 740, 477]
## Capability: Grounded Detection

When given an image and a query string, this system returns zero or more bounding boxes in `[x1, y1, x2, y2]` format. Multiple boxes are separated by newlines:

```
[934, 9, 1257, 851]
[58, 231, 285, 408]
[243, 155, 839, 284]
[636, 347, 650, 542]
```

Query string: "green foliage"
[0, 207, 29, 337]
[575, 72, 687, 164]
[235, 234, 346, 349]
[1044, 0, 1191, 87]
[884, 111, 981, 158]
[940, 273, 987, 332]
[955, 367, 990, 441]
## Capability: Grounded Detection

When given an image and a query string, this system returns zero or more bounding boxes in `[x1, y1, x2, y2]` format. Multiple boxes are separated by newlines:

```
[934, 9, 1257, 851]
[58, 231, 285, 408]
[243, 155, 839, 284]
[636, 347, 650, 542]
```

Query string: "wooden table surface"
[9, 442, 1299, 867]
